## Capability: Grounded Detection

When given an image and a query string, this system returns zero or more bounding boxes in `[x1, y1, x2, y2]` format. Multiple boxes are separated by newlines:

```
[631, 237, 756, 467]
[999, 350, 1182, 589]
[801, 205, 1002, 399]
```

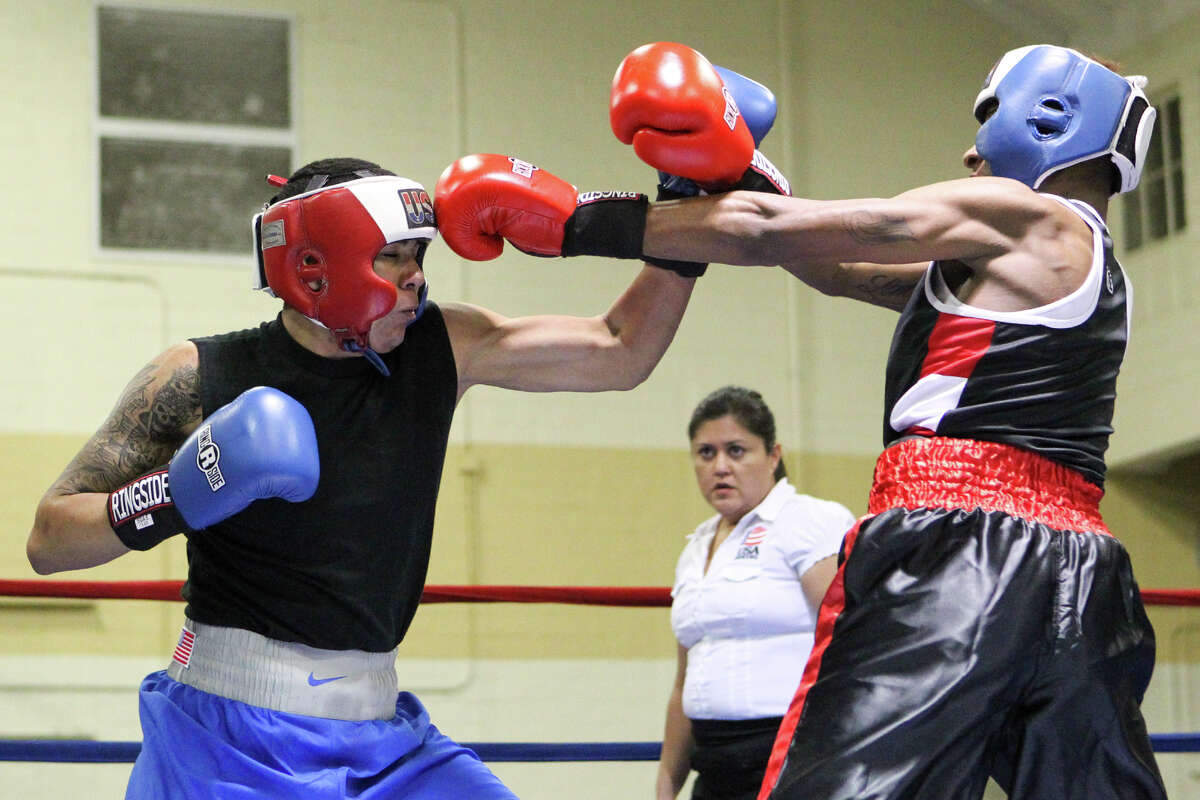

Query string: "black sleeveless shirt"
[882, 198, 1127, 487]
[184, 304, 457, 652]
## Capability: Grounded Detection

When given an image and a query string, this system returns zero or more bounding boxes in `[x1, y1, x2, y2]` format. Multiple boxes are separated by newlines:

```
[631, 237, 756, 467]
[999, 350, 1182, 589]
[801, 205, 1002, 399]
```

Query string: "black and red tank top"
[882, 198, 1128, 487]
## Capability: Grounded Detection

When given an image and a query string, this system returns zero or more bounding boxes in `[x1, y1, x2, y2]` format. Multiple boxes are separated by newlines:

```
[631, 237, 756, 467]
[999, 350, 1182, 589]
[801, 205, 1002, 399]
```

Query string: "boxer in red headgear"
[252, 165, 437, 375]
[28, 154, 701, 799]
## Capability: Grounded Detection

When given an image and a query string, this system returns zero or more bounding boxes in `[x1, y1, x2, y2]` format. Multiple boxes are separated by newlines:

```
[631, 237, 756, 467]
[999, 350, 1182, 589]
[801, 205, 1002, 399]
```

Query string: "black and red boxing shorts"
[759, 437, 1167, 800]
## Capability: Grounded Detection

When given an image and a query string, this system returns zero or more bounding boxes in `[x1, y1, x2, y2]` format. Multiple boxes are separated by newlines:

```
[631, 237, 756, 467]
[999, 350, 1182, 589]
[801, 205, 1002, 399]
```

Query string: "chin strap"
[341, 339, 391, 377]
[329, 281, 429, 378]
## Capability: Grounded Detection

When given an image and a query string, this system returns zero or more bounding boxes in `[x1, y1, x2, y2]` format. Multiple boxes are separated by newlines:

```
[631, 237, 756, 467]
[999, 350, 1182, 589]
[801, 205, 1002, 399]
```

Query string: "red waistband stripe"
[869, 437, 1108, 535]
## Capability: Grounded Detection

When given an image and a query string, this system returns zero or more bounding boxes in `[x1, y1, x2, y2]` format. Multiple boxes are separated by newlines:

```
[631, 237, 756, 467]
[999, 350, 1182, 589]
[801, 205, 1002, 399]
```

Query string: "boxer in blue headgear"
[468, 41, 1169, 800]
[973, 44, 1156, 193]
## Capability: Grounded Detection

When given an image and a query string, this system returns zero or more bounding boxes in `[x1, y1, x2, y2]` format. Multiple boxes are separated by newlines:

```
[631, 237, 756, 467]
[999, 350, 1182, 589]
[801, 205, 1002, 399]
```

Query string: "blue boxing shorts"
[758, 437, 1167, 800]
[126, 671, 517, 799]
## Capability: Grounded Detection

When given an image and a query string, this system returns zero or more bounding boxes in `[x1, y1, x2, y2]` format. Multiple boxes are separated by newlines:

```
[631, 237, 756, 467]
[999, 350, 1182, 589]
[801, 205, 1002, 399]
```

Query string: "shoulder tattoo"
[53, 359, 202, 495]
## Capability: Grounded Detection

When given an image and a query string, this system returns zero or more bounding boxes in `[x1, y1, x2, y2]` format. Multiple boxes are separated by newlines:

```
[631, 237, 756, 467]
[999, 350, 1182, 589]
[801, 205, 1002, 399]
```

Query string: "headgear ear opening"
[250, 174, 438, 374]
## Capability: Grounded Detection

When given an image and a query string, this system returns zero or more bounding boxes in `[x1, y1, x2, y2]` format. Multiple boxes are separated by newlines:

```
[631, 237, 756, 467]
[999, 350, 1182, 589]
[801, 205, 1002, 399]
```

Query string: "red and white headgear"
[252, 173, 437, 373]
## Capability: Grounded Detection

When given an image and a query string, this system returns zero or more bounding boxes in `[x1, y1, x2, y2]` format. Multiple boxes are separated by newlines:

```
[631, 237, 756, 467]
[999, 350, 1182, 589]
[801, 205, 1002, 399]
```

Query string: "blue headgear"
[973, 44, 1156, 193]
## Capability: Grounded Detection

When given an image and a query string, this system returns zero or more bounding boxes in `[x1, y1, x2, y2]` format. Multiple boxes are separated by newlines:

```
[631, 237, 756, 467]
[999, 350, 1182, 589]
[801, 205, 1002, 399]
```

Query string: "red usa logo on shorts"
[172, 627, 196, 669]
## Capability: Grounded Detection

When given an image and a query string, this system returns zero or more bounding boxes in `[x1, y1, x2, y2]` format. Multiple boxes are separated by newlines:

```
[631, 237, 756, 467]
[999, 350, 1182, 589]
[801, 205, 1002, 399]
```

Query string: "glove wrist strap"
[108, 467, 193, 551]
[562, 192, 706, 277]
[562, 192, 648, 259]
[737, 150, 791, 195]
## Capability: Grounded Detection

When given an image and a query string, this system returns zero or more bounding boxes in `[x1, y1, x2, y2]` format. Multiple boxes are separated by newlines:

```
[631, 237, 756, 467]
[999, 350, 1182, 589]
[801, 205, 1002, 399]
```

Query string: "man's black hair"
[269, 157, 395, 204]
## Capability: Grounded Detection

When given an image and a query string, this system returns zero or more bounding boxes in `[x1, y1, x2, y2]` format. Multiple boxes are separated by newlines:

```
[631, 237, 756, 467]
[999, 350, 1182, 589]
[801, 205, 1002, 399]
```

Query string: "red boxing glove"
[434, 154, 579, 260]
[610, 42, 755, 189]
[434, 154, 659, 265]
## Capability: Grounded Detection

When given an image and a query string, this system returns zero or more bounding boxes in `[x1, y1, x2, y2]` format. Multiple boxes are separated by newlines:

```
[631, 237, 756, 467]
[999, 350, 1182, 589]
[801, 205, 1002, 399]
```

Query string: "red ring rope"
[1, 579, 1196, 606]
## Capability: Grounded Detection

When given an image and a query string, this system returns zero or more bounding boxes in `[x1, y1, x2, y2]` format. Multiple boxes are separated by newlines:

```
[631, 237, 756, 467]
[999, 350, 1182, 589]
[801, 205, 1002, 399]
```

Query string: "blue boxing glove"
[646, 64, 786, 277]
[170, 386, 319, 529]
[108, 386, 320, 549]
[658, 64, 781, 199]
[714, 65, 776, 148]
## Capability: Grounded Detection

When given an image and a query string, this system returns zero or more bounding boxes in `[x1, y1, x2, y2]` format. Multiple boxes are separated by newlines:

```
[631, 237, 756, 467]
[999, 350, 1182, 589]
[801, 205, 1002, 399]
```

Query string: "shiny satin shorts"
[760, 506, 1166, 800]
[126, 673, 516, 800]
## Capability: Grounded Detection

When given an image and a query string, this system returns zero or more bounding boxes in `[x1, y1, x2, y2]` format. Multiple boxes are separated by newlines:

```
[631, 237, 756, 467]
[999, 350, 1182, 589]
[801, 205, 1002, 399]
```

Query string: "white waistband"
[165, 618, 398, 721]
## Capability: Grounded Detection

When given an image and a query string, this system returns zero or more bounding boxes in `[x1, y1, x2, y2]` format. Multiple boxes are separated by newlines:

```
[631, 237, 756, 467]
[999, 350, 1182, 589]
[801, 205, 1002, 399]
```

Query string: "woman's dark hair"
[269, 157, 395, 204]
[687, 386, 786, 481]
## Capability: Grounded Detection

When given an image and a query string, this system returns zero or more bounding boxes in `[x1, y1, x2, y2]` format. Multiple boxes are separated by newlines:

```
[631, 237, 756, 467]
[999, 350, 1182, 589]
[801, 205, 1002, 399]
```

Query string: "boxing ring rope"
[0, 579, 677, 606]
[1, 579, 1196, 607]
[0, 740, 663, 765]
[1, 578, 1198, 764]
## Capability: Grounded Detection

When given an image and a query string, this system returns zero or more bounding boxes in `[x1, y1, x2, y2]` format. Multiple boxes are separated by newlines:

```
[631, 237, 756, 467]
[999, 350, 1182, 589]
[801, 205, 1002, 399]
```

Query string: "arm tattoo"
[854, 274, 917, 298]
[53, 361, 202, 495]
[844, 211, 917, 246]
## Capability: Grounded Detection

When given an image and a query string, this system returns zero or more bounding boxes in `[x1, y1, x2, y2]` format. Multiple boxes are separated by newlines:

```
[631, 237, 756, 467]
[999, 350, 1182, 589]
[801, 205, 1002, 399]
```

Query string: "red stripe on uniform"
[172, 628, 196, 668]
[757, 518, 863, 800]
[919, 313, 995, 379]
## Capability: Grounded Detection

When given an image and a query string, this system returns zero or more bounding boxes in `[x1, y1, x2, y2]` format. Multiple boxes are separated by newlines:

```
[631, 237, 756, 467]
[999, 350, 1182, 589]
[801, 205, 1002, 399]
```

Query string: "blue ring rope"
[0, 736, 1196, 764]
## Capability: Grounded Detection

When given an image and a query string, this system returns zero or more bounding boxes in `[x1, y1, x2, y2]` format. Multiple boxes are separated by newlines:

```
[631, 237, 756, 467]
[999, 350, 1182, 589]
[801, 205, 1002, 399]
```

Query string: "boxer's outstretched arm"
[444, 264, 695, 396]
[433, 153, 697, 395]
[643, 179, 1004, 264]
[27, 342, 201, 573]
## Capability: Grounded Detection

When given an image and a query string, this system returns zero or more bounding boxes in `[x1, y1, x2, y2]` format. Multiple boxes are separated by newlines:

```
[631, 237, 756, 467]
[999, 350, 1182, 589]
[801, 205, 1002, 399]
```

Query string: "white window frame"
[92, 2, 297, 262]
[1123, 90, 1186, 251]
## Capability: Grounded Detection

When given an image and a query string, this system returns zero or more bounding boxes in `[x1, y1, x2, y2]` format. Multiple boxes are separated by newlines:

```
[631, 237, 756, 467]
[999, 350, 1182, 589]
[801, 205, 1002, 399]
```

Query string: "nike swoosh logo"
[307, 672, 347, 687]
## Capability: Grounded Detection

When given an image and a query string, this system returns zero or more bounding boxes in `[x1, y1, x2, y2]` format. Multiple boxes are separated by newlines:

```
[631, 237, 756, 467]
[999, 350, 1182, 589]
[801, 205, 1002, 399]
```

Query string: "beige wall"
[1, 1, 1198, 798]
[1108, 11, 1200, 467]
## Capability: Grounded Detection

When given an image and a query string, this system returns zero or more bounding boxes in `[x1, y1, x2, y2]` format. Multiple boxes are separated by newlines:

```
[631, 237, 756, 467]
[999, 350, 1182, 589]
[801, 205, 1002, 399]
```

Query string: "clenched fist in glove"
[108, 386, 319, 550]
[433, 153, 706, 278]
[610, 42, 756, 189]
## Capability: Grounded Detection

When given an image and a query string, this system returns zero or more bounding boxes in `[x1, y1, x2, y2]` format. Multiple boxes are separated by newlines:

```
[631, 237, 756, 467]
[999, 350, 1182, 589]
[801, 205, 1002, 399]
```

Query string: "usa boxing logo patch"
[398, 188, 435, 228]
[195, 425, 226, 492]
[735, 524, 767, 560]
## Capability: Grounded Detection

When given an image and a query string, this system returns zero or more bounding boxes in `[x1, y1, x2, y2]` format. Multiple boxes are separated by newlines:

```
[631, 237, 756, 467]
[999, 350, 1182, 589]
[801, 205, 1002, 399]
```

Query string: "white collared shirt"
[670, 479, 855, 720]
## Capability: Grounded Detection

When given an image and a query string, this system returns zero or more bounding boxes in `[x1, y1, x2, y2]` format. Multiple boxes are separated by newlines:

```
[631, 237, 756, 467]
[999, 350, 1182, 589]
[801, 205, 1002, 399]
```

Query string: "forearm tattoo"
[844, 211, 917, 246]
[52, 360, 201, 495]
